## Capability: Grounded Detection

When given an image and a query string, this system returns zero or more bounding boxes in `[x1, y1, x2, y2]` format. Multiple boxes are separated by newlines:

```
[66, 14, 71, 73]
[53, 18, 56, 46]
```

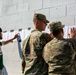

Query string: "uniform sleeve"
[21, 53, 26, 73]
[66, 38, 76, 51]
[21, 37, 29, 73]
[42, 33, 51, 43]
[66, 38, 76, 61]
[63, 42, 75, 73]
[43, 44, 51, 63]
[22, 39, 27, 52]
[33, 34, 48, 57]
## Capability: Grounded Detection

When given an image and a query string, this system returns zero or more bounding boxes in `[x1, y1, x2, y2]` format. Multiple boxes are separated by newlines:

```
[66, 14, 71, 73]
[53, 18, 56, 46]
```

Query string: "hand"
[13, 34, 19, 39]
[68, 27, 76, 38]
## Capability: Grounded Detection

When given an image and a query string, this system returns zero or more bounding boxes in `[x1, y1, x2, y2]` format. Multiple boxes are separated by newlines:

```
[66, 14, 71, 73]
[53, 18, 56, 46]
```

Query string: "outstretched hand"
[68, 27, 76, 38]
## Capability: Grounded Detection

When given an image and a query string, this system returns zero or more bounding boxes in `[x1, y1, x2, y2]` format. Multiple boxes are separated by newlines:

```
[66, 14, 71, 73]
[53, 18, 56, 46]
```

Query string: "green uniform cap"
[33, 13, 49, 23]
[48, 21, 65, 32]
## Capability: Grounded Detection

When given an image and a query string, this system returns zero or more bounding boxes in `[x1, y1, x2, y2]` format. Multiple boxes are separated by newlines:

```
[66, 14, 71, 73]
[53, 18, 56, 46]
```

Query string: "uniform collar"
[31, 29, 42, 33]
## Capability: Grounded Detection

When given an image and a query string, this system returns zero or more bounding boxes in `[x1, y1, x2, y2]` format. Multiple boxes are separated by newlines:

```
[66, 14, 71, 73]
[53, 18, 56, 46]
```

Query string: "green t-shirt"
[0, 42, 2, 46]
[0, 42, 4, 70]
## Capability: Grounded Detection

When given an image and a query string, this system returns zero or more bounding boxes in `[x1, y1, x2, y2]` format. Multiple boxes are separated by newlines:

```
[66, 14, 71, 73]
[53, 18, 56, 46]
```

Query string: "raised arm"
[2, 34, 18, 45]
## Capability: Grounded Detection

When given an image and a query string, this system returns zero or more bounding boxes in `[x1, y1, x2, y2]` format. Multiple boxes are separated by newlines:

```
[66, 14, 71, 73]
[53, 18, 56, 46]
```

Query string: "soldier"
[0, 28, 18, 75]
[43, 21, 76, 75]
[22, 13, 51, 75]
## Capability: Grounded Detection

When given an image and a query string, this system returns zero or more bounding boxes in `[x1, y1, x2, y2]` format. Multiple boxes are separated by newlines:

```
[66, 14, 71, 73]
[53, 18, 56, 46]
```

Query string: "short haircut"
[52, 28, 63, 37]
[33, 17, 37, 22]
[0, 28, 2, 32]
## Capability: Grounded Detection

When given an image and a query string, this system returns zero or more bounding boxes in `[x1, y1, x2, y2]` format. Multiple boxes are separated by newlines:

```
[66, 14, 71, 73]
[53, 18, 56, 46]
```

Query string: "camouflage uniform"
[43, 38, 75, 75]
[22, 29, 51, 75]
[43, 21, 76, 75]
[65, 38, 76, 75]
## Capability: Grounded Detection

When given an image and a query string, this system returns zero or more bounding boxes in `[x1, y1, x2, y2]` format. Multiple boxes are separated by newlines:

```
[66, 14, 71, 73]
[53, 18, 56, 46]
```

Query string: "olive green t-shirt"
[0, 42, 4, 70]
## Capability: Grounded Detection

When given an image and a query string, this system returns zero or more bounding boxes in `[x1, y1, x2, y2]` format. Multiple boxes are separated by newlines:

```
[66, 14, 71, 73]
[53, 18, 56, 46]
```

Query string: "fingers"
[69, 27, 76, 38]
[71, 27, 76, 33]
[71, 27, 76, 34]
[13, 34, 19, 39]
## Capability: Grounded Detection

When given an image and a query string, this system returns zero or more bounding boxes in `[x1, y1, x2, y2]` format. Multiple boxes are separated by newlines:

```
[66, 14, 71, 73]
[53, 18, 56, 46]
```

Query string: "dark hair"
[52, 28, 63, 37]
[0, 28, 2, 32]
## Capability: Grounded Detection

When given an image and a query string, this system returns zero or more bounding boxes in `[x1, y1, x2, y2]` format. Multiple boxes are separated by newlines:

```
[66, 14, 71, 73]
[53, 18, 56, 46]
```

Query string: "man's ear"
[62, 29, 64, 33]
[36, 19, 39, 25]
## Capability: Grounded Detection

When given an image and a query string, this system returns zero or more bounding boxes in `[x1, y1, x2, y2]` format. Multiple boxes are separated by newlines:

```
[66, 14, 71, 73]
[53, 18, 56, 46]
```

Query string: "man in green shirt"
[43, 21, 76, 75]
[0, 28, 18, 75]
[22, 13, 51, 75]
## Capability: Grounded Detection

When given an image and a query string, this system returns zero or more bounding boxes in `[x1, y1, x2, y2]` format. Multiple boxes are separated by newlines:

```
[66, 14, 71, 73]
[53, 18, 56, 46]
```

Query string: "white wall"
[1, 0, 76, 31]
[0, 0, 76, 75]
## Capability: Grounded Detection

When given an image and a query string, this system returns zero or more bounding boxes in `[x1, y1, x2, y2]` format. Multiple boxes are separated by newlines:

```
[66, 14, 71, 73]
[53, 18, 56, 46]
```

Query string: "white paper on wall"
[8, 30, 19, 41]
[24, 29, 32, 39]
[18, 30, 25, 41]
[2, 32, 9, 41]
[68, 26, 76, 33]
[63, 26, 69, 38]
[68, 26, 76, 38]
[8, 31, 15, 39]
[3, 26, 76, 42]
[43, 26, 76, 38]
[44, 27, 50, 33]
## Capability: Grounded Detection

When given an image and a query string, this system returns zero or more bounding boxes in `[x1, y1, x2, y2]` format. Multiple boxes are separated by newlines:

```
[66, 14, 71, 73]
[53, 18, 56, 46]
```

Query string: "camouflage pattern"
[43, 37, 75, 75]
[65, 38, 76, 75]
[33, 13, 49, 23]
[22, 29, 51, 75]
[48, 21, 64, 32]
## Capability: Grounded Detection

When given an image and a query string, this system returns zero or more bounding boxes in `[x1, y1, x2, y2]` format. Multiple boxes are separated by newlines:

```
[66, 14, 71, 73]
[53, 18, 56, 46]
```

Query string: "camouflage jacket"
[22, 29, 51, 75]
[43, 37, 76, 75]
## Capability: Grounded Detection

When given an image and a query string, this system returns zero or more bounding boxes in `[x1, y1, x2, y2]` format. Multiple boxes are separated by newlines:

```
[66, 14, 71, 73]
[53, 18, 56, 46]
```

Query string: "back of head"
[33, 13, 49, 23]
[48, 21, 64, 36]
[33, 13, 49, 31]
